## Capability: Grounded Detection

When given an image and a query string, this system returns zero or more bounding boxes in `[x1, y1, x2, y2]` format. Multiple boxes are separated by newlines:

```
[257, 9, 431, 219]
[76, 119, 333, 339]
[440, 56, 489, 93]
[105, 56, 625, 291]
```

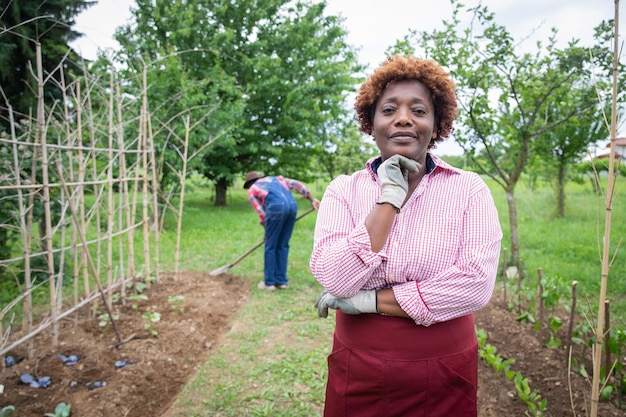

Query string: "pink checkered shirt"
[310, 154, 503, 326]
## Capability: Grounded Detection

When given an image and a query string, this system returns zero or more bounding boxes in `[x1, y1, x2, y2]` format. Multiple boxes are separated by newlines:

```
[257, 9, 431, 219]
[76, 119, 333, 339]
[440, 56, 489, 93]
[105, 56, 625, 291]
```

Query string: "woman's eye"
[413, 108, 426, 115]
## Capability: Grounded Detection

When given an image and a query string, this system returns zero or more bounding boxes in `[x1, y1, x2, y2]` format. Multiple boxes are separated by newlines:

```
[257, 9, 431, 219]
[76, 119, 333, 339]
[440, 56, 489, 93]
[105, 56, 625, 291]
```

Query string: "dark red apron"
[324, 311, 478, 417]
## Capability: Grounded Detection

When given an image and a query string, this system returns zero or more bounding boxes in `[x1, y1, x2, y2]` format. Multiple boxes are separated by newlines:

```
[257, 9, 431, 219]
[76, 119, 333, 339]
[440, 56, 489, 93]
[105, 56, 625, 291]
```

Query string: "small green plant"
[44, 402, 71, 417]
[514, 373, 547, 416]
[168, 295, 185, 314]
[545, 316, 563, 348]
[477, 328, 516, 380]
[142, 311, 161, 336]
[128, 293, 148, 311]
[134, 281, 148, 294]
[98, 313, 119, 332]
[0, 405, 15, 417]
[478, 327, 547, 416]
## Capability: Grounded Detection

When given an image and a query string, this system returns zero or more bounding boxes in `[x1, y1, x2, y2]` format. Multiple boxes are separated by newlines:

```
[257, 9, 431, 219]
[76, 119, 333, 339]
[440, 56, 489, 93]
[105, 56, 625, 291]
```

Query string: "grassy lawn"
[160, 188, 333, 416]
[154, 173, 625, 416]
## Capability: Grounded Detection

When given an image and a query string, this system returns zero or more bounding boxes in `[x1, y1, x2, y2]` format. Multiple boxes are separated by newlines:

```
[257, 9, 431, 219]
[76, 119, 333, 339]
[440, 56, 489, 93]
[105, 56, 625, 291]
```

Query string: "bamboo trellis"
[0, 47, 160, 358]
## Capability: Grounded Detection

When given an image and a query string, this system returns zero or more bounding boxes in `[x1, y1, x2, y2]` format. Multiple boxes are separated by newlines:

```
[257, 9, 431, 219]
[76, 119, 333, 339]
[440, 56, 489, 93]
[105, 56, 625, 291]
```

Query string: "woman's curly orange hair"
[354, 55, 458, 148]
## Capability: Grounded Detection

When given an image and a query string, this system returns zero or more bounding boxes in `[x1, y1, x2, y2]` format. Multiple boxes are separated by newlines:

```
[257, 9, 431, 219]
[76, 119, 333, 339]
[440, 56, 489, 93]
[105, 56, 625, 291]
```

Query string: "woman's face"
[372, 79, 437, 164]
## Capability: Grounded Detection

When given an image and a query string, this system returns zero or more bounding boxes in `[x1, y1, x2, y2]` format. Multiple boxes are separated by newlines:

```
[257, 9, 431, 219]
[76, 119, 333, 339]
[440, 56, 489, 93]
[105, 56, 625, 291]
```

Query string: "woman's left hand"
[314, 290, 377, 318]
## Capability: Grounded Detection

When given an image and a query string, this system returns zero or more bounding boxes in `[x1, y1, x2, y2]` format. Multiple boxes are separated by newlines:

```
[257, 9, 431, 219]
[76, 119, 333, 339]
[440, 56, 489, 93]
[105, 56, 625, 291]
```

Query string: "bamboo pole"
[565, 281, 578, 366]
[76, 79, 87, 316]
[604, 300, 611, 379]
[141, 65, 151, 283]
[71, 82, 80, 321]
[590, 1, 620, 415]
[174, 116, 191, 277]
[24, 109, 38, 360]
[147, 113, 160, 283]
[106, 70, 115, 308]
[115, 81, 129, 299]
[35, 41, 59, 346]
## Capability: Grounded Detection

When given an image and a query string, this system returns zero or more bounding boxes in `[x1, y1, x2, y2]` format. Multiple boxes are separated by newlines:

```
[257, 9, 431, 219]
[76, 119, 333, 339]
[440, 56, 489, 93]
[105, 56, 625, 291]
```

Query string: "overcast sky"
[70, 0, 623, 155]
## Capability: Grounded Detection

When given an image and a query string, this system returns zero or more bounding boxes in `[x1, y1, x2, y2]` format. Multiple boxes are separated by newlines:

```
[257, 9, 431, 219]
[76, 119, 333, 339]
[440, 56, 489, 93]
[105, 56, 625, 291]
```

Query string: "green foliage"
[128, 294, 148, 311]
[0, 0, 94, 133]
[97, 312, 119, 332]
[514, 373, 548, 416]
[44, 402, 71, 417]
[413, 0, 618, 262]
[0, 405, 15, 417]
[142, 311, 161, 337]
[112, 0, 363, 206]
[168, 295, 185, 315]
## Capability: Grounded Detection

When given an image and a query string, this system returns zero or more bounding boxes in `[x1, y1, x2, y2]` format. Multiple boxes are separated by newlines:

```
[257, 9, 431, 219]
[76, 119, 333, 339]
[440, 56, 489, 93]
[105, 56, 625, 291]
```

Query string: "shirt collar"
[369, 153, 439, 176]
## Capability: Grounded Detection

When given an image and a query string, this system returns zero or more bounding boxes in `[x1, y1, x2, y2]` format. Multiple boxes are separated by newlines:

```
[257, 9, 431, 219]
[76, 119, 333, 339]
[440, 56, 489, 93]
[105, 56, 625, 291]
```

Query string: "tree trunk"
[38, 220, 48, 254]
[214, 178, 228, 206]
[506, 189, 520, 265]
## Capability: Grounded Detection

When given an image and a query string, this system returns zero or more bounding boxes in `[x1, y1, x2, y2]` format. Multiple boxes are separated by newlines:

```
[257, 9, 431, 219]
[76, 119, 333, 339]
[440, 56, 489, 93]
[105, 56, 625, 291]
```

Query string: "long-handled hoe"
[209, 207, 315, 276]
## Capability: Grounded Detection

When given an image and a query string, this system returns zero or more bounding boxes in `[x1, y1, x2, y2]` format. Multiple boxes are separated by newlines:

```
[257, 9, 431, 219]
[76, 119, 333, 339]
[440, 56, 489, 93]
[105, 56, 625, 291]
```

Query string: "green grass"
[159, 190, 332, 416]
[159, 175, 625, 416]
[489, 177, 626, 318]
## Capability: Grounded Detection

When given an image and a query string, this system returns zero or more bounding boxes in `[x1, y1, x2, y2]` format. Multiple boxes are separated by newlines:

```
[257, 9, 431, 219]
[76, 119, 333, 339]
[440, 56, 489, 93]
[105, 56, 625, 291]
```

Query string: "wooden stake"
[604, 300, 611, 378]
[537, 268, 544, 342]
[565, 281, 578, 366]
[517, 259, 524, 314]
[501, 247, 508, 305]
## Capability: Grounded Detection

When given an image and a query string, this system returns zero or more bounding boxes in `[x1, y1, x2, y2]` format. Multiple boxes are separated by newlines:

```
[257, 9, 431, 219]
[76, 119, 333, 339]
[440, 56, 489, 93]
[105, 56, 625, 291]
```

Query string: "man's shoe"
[257, 281, 276, 291]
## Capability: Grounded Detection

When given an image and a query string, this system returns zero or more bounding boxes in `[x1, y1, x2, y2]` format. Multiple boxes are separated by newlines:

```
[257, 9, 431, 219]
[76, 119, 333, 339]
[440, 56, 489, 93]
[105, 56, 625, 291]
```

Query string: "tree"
[315, 120, 377, 180]
[0, 0, 95, 132]
[114, 0, 363, 206]
[0, 0, 94, 266]
[412, 0, 608, 264]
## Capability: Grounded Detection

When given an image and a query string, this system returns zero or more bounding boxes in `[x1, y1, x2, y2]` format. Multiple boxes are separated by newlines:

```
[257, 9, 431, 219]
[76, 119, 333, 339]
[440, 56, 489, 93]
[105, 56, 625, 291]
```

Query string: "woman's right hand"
[377, 155, 420, 210]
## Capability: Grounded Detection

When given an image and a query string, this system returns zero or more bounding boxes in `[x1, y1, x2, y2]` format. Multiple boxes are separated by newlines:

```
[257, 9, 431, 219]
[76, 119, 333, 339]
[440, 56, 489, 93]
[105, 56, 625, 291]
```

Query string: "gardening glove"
[314, 290, 378, 318]
[377, 154, 420, 211]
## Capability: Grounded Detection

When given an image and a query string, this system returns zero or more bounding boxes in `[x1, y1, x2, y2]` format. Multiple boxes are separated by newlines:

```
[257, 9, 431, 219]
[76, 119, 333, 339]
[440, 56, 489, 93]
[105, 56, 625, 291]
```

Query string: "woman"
[310, 55, 502, 416]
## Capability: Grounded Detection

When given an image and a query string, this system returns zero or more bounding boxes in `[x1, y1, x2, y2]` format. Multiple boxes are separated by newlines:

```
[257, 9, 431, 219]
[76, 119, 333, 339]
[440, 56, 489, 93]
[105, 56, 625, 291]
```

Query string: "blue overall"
[262, 177, 298, 286]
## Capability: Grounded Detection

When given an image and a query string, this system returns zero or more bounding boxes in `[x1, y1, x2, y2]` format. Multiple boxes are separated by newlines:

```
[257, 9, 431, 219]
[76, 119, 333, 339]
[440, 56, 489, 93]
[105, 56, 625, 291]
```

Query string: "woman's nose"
[395, 107, 413, 125]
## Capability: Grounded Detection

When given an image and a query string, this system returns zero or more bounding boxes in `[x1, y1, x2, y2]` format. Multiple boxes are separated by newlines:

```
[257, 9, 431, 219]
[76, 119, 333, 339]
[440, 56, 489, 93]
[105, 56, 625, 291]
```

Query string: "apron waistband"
[335, 311, 476, 360]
